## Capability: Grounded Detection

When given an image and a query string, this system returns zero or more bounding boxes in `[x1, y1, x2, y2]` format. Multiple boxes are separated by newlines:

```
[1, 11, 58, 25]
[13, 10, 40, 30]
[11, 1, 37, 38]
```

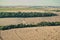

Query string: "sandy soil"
[0, 26, 60, 40]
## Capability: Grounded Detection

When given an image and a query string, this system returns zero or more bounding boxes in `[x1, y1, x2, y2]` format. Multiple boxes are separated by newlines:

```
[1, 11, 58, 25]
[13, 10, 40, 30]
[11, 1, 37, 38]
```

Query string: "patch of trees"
[55, 10, 60, 12]
[52, 10, 60, 12]
[0, 12, 57, 18]
[0, 22, 60, 30]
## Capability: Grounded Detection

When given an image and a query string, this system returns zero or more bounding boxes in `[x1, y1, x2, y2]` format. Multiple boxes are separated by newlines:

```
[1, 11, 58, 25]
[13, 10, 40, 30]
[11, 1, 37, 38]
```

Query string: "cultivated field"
[0, 7, 60, 40]
[0, 26, 60, 40]
[0, 12, 60, 26]
[0, 7, 60, 12]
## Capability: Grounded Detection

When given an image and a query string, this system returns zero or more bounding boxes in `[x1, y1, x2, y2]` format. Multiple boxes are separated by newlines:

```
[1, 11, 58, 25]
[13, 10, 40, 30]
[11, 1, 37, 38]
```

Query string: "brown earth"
[0, 26, 60, 40]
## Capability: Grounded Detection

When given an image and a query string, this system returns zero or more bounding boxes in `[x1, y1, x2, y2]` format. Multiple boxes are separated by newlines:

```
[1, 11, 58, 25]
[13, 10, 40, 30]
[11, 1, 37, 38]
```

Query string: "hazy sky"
[0, 0, 60, 6]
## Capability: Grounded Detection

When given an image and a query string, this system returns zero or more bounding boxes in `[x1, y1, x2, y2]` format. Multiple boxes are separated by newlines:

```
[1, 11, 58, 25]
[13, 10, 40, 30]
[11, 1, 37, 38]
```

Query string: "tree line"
[0, 22, 60, 30]
[0, 12, 57, 18]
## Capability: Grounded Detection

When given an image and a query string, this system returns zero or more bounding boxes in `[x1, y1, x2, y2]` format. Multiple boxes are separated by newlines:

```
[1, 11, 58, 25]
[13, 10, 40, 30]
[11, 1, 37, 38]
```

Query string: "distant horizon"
[0, 5, 60, 7]
[0, 0, 60, 6]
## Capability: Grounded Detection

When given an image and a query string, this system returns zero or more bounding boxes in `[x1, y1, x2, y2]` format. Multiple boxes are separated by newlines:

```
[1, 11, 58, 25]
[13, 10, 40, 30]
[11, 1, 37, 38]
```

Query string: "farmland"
[0, 12, 60, 26]
[0, 26, 60, 40]
[0, 22, 60, 30]
[0, 7, 60, 12]
[0, 7, 60, 40]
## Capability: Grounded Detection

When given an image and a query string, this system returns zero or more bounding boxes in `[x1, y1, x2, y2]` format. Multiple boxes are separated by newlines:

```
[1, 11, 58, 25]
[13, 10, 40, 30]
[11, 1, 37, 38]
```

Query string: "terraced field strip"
[0, 12, 60, 26]
[1, 26, 60, 40]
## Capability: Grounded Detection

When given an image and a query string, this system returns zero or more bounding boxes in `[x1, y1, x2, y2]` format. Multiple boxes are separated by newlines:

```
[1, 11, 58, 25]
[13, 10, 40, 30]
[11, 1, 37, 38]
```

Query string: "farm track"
[1, 26, 60, 40]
